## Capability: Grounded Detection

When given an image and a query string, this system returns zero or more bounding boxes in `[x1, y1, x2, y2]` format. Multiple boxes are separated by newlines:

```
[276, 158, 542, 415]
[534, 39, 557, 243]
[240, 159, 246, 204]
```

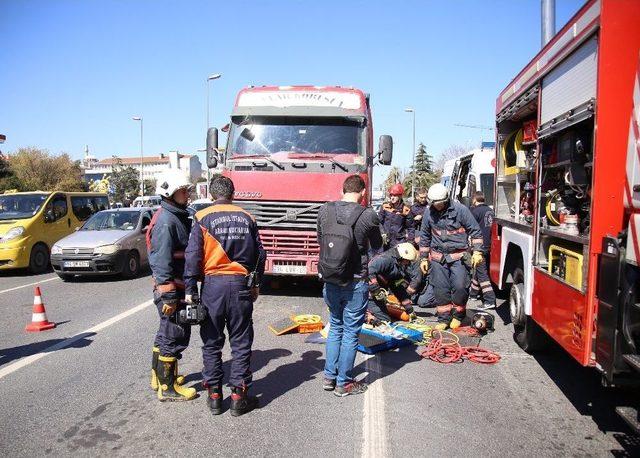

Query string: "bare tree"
[433, 144, 472, 172]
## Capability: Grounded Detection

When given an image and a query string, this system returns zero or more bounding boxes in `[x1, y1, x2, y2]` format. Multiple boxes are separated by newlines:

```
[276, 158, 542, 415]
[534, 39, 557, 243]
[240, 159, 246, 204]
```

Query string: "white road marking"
[0, 276, 59, 295]
[0, 299, 153, 380]
[361, 354, 389, 458]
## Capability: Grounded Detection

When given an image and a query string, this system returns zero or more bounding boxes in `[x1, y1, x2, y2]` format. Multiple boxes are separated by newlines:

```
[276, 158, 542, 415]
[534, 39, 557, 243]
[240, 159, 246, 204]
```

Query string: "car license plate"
[64, 261, 91, 268]
[272, 264, 307, 275]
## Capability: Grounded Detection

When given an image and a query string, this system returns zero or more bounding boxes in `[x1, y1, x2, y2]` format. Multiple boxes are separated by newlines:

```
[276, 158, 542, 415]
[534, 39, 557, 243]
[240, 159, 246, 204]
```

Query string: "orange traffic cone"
[25, 286, 56, 332]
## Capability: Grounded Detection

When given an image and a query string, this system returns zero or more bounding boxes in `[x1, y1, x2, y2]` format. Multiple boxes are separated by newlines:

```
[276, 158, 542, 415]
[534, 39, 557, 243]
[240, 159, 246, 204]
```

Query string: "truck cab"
[206, 85, 392, 276]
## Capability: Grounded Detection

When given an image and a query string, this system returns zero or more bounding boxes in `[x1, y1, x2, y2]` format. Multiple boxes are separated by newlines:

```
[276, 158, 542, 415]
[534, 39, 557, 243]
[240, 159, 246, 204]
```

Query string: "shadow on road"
[534, 344, 640, 455]
[354, 345, 423, 383]
[253, 350, 324, 407]
[0, 331, 96, 368]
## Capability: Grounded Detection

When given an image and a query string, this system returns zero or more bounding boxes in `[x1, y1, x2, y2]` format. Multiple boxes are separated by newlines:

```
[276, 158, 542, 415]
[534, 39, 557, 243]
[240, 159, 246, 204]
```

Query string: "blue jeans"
[323, 280, 368, 386]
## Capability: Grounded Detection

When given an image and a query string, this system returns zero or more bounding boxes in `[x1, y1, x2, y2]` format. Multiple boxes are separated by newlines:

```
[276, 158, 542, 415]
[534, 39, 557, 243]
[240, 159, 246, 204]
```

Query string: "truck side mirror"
[206, 127, 219, 169]
[378, 135, 393, 165]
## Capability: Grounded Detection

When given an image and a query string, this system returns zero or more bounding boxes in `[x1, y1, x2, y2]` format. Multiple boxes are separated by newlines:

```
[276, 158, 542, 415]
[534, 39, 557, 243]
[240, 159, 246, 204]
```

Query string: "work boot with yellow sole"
[156, 356, 196, 402]
[151, 347, 185, 391]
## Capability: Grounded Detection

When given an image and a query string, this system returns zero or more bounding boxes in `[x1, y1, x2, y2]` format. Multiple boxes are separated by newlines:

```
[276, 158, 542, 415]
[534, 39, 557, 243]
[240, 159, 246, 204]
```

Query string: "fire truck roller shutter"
[540, 35, 598, 126]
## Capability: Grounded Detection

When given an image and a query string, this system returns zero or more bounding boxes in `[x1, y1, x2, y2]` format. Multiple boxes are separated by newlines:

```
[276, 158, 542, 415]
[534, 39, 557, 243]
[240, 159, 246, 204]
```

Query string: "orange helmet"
[389, 184, 404, 196]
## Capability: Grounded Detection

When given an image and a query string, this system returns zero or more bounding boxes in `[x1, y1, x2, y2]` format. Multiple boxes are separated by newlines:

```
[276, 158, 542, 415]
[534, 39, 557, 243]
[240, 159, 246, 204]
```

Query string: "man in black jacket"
[317, 175, 383, 397]
[469, 191, 496, 310]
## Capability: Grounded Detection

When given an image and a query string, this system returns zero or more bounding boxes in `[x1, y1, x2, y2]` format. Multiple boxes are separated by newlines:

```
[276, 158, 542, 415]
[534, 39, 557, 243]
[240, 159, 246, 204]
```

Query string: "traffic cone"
[25, 286, 56, 332]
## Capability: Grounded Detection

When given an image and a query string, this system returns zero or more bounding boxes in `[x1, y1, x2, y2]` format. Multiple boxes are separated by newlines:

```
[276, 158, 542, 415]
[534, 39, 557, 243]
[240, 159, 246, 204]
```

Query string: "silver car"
[51, 207, 153, 280]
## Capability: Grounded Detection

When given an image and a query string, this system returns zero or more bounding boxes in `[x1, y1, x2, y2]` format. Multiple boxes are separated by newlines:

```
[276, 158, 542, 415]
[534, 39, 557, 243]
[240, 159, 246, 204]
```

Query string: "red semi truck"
[205, 85, 392, 276]
[490, 0, 640, 429]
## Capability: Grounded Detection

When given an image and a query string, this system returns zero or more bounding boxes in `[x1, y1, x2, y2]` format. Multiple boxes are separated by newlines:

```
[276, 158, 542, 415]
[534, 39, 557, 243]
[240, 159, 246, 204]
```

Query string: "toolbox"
[548, 244, 583, 289]
[357, 325, 423, 354]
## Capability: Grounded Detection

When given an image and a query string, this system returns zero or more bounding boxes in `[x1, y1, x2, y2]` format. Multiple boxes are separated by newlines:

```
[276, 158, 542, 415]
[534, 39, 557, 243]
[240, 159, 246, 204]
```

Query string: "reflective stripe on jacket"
[418, 200, 483, 257]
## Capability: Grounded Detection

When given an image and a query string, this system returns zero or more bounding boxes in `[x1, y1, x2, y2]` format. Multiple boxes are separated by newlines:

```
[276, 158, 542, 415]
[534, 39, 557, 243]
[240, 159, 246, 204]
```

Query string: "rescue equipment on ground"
[25, 286, 56, 332]
[269, 314, 324, 335]
[420, 329, 501, 364]
[548, 245, 584, 289]
[357, 324, 424, 354]
[471, 312, 495, 333]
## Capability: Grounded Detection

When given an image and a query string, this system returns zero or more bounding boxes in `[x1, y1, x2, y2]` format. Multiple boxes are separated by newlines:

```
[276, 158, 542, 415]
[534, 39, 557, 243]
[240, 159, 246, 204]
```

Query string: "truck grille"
[260, 230, 319, 256]
[233, 200, 322, 230]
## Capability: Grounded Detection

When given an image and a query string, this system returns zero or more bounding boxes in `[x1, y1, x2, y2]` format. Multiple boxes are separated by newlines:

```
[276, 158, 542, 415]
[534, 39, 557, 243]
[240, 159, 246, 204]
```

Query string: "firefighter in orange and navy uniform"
[184, 176, 266, 417]
[148, 171, 196, 402]
[379, 183, 413, 248]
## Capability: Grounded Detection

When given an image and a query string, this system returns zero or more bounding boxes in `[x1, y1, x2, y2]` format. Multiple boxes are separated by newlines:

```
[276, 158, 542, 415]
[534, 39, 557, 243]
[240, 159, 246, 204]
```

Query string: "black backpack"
[318, 202, 365, 285]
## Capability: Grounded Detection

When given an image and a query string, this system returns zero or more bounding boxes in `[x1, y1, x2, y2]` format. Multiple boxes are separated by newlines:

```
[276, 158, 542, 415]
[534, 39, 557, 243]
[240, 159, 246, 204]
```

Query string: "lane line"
[0, 276, 59, 295]
[0, 299, 153, 380]
[361, 354, 389, 458]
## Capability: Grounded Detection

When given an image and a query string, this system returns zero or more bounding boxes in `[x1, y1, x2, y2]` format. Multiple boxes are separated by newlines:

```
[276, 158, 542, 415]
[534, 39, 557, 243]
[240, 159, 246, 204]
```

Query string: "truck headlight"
[0, 226, 25, 243]
[94, 244, 120, 255]
[51, 245, 63, 255]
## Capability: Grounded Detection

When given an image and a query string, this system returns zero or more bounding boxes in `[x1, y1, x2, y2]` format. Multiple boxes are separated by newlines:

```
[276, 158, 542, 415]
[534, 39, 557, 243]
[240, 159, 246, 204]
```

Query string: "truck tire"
[122, 251, 140, 279]
[29, 243, 50, 274]
[510, 268, 550, 352]
[509, 268, 526, 326]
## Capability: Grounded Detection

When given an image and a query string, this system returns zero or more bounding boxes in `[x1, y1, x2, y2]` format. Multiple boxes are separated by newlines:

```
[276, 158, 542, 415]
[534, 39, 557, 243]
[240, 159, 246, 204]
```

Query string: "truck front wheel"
[510, 267, 549, 352]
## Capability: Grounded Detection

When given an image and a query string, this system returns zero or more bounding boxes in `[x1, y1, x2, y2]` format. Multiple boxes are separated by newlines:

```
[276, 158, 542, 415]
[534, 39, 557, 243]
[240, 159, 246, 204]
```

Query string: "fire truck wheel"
[514, 316, 549, 353]
[509, 268, 526, 327]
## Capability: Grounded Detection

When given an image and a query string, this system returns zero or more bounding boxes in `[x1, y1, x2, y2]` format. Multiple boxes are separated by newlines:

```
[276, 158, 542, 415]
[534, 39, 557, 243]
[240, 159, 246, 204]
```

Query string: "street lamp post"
[404, 107, 416, 201]
[132, 116, 143, 196]
[206, 73, 222, 184]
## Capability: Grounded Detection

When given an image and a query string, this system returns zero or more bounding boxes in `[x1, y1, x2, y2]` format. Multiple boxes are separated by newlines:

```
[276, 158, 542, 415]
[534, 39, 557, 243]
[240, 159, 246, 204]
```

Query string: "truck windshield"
[227, 116, 365, 157]
[82, 211, 140, 231]
[0, 194, 49, 220]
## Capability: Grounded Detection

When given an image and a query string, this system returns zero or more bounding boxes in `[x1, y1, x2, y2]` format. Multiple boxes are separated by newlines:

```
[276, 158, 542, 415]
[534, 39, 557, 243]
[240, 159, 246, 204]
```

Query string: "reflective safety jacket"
[418, 200, 483, 262]
[407, 202, 428, 240]
[378, 200, 413, 247]
[184, 199, 266, 296]
[147, 200, 192, 305]
[470, 203, 494, 253]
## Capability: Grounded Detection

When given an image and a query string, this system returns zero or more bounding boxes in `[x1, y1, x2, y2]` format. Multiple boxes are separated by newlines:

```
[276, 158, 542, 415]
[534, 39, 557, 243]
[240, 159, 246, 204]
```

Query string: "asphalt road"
[0, 270, 638, 457]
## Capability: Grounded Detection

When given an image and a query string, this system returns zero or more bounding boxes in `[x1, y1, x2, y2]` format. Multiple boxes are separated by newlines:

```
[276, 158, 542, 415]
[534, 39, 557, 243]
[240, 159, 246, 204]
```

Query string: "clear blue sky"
[1, 0, 585, 187]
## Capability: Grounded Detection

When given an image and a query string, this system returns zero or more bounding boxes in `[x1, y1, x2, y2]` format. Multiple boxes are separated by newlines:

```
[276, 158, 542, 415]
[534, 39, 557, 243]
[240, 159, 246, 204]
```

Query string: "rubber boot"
[156, 356, 196, 402]
[229, 385, 258, 417]
[207, 384, 223, 415]
[151, 347, 185, 391]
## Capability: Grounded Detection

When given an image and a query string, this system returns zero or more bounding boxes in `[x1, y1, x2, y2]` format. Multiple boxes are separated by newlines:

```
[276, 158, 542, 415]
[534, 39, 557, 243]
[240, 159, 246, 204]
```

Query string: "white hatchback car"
[51, 207, 153, 280]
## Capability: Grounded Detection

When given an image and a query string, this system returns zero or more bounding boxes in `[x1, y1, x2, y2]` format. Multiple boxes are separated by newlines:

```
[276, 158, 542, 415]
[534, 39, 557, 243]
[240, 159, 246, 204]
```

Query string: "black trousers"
[154, 291, 191, 357]
[200, 275, 254, 388]
[470, 258, 496, 305]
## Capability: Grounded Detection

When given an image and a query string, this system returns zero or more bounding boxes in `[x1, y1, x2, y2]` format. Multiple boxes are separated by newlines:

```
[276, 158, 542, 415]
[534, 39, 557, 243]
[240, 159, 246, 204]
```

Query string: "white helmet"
[396, 242, 418, 261]
[427, 183, 449, 204]
[155, 170, 193, 198]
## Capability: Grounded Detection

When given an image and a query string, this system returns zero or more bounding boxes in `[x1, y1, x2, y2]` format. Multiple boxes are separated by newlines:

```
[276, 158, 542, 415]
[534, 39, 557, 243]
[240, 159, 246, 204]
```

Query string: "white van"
[132, 195, 161, 208]
[446, 142, 496, 207]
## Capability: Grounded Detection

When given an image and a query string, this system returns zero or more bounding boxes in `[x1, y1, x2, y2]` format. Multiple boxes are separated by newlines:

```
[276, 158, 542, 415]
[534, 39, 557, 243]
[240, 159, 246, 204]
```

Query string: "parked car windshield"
[82, 210, 141, 231]
[227, 116, 365, 157]
[0, 194, 50, 220]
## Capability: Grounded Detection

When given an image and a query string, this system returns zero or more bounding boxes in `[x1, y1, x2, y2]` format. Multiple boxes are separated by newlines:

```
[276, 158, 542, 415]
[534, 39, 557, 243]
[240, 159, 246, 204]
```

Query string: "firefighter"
[407, 187, 429, 245]
[379, 183, 413, 248]
[367, 243, 423, 323]
[419, 183, 483, 328]
[184, 176, 266, 417]
[148, 170, 196, 402]
[469, 191, 497, 310]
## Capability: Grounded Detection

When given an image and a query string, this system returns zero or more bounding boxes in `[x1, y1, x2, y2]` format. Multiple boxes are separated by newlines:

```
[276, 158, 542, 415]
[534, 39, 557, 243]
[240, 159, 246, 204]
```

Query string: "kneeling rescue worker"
[419, 183, 483, 328]
[367, 243, 422, 323]
[185, 176, 266, 417]
[148, 170, 196, 401]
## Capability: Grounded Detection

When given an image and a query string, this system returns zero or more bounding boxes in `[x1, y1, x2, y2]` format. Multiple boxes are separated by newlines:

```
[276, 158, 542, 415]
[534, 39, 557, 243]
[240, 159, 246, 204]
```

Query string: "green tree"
[383, 166, 404, 196]
[143, 178, 156, 195]
[109, 157, 140, 204]
[3, 147, 85, 192]
[414, 143, 433, 174]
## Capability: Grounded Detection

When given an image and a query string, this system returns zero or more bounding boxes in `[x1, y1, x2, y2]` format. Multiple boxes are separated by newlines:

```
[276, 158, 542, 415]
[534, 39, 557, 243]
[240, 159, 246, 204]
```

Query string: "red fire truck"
[490, 0, 640, 426]
[205, 86, 392, 276]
